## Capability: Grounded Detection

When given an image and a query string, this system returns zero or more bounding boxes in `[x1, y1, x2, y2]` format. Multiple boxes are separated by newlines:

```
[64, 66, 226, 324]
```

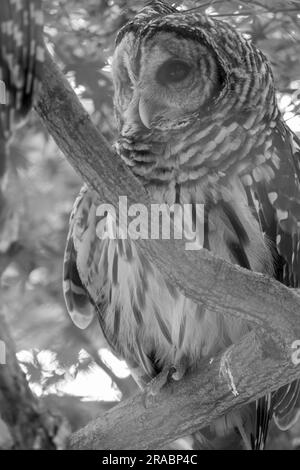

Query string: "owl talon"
[170, 359, 187, 381]
[143, 362, 187, 408]
[143, 368, 170, 408]
[143, 367, 177, 408]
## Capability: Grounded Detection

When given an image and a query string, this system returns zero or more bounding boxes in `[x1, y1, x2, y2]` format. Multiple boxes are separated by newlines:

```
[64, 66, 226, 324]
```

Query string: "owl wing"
[249, 119, 300, 286]
[63, 185, 96, 330]
[63, 185, 151, 388]
[242, 118, 300, 445]
[63, 185, 118, 351]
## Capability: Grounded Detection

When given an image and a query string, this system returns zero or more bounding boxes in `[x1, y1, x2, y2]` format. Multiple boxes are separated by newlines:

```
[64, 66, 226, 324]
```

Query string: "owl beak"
[138, 98, 159, 129]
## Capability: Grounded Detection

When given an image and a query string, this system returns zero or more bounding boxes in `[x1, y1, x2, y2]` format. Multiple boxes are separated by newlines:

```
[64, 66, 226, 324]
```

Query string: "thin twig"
[184, 0, 300, 17]
[210, 8, 300, 18]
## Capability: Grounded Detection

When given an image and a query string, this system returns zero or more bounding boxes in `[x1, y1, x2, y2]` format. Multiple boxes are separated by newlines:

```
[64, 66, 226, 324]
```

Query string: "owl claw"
[143, 368, 170, 408]
[143, 361, 187, 408]
[170, 358, 187, 381]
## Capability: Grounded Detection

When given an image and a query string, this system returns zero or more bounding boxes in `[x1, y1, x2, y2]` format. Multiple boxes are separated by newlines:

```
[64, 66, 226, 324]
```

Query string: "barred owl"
[64, 1, 300, 449]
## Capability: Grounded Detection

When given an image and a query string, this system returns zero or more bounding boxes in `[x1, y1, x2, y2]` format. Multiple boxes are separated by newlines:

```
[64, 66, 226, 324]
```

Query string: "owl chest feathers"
[75, 174, 273, 380]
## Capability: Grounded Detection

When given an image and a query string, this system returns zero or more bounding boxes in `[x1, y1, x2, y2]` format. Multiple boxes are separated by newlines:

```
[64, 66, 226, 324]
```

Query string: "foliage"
[1, 0, 300, 446]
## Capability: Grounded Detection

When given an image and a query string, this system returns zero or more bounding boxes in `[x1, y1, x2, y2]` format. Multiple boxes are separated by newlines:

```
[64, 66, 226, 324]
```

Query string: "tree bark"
[69, 331, 300, 450]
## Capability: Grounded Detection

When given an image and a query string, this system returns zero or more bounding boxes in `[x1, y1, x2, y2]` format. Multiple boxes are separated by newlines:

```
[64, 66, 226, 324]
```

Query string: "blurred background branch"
[0, 311, 66, 449]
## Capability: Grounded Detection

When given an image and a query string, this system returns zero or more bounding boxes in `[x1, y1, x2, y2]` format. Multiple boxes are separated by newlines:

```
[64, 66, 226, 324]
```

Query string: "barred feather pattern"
[63, 1, 300, 449]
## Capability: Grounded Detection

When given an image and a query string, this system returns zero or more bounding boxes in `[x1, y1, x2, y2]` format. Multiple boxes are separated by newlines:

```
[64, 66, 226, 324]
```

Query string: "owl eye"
[156, 59, 191, 85]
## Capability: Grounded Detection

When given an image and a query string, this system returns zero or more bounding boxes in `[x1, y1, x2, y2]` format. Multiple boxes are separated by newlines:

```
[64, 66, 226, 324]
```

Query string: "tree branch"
[69, 330, 300, 450]
[35, 50, 300, 449]
[0, 311, 60, 449]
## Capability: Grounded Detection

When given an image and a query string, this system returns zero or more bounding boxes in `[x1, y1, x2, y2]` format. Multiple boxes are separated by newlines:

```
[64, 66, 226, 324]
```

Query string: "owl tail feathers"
[250, 395, 273, 450]
[272, 379, 300, 431]
[187, 383, 300, 450]
[208, 399, 272, 450]
[63, 234, 94, 329]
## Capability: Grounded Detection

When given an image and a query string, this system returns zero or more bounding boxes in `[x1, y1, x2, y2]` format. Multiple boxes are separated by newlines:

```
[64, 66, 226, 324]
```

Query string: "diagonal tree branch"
[68, 330, 300, 450]
[35, 49, 300, 449]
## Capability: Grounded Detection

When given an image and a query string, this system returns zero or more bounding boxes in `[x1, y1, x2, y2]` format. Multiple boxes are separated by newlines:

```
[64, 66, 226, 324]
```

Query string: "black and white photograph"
[1, 0, 300, 452]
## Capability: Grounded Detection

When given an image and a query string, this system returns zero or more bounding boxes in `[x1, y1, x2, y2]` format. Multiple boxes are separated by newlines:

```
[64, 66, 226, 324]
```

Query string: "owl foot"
[170, 356, 188, 381]
[143, 368, 171, 408]
[143, 358, 188, 408]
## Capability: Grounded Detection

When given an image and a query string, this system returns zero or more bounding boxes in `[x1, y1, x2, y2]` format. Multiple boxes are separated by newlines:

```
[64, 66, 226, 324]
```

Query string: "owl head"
[112, 1, 275, 187]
